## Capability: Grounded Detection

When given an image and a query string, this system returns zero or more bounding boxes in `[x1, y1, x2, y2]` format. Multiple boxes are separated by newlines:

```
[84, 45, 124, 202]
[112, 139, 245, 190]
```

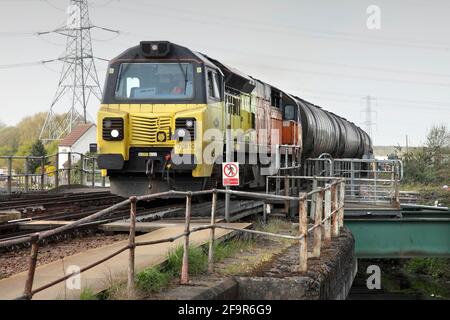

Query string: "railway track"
[0, 191, 186, 246]
[0, 191, 124, 214]
[0, 190, 263, 254]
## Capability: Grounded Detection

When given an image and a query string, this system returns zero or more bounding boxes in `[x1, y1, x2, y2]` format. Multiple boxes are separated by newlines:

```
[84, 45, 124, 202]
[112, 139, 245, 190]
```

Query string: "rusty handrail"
[4, 178, 345, 300]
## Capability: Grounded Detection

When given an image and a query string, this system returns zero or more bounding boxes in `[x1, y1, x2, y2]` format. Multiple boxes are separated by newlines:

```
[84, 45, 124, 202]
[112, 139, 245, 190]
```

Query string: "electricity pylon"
[40, 0, 104, 142]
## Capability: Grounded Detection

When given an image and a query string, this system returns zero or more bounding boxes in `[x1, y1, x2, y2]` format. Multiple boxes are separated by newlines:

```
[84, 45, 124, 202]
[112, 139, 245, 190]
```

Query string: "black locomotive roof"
[110, 41, 217, 69]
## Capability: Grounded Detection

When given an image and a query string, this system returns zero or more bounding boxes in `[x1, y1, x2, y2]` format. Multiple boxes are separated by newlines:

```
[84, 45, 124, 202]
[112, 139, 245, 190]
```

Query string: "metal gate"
[304, 155, 403, 205]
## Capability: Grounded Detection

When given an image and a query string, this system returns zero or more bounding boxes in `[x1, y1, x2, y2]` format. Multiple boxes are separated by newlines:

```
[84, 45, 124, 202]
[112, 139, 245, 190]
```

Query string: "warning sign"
[222, 162, 239, 186]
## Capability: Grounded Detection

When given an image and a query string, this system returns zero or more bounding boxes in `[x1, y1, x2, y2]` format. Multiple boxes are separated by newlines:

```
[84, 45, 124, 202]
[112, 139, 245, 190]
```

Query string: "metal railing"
[0, 152, 108, 195]
[0, 181, 345, 300]
[304, 156, 402, 206]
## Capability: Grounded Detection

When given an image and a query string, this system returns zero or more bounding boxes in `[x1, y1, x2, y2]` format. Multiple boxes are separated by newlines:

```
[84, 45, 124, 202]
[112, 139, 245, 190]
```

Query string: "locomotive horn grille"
[129, 115, 172, 144]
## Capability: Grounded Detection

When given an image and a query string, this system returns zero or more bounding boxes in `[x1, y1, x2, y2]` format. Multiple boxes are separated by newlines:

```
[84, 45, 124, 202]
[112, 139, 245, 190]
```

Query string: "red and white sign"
[222, 162, 239, 186]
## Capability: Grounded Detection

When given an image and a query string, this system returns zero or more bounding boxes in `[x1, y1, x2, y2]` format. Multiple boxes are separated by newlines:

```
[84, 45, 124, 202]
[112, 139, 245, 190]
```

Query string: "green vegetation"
[255, 218, 293, 235]
[135, 267, 170, 294]
[213, 237, 255, 262]
[131, 238, 256, 296]
[0, 113, 64, 171]
[79, 287, 98, 300]
[392, 125, 450, 295]
[165, 245, 208, 276]
[394, 124, 450, 185]
[406, 258, 450, 280]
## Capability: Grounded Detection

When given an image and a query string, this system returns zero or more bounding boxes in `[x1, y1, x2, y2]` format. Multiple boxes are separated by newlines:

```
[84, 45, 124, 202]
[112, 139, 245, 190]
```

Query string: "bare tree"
[426, 124, 450, 168]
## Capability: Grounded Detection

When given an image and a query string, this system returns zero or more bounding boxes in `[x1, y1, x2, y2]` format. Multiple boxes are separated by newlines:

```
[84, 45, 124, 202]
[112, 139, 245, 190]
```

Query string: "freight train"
[93, 41, 373, 197]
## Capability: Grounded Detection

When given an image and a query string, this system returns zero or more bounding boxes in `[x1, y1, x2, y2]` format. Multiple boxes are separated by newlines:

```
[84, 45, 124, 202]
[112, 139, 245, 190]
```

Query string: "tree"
[426, 124, 450, 169]
[29, 140, 48, 173]
[402, 124, 450, 184]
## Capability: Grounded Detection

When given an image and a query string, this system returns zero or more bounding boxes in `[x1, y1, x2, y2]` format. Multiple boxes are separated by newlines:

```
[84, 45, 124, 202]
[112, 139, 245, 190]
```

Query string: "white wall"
[72, 126, 97, 155]
[57, 126, 97, 170]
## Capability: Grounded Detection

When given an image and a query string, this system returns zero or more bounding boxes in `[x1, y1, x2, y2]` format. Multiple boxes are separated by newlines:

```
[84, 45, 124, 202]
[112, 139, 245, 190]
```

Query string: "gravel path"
[0, 233, 128, 279]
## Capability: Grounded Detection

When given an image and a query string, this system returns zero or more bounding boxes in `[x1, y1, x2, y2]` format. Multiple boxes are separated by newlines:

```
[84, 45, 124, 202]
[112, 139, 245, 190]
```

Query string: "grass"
[213, 237, 255, 262]
[97, 228, 280, 298]
[79, 287, 97, 300]
[221, 252, 273, 276]
[165, 245, 208, 276]
[136, 267, 170, 294]
[255, 218, 293, 233]
[99, 270, 128, 300]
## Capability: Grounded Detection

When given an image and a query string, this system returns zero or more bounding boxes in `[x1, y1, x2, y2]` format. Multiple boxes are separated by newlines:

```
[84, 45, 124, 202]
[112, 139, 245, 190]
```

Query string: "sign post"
[222, 162, 240, 186]
[223, 160, 239, 222]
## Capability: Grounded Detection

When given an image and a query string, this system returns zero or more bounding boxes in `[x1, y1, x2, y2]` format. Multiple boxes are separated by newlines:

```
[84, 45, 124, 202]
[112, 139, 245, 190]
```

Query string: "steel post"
[324, 187, 332, 241]
[312, 189, 324, 258]
[127, 196, 137, 298]
[298, 193, 308, 272]
[181, 194, 192, 284]
[23, 234, 40, 300]
[208, 191, 217, 272]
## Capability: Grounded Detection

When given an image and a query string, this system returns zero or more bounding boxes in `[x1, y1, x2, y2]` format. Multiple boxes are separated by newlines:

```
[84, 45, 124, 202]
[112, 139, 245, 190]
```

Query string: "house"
[58, 123, 97, 170]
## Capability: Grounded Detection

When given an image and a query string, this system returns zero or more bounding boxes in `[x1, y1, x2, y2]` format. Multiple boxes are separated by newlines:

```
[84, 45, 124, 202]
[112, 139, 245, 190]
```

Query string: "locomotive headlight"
[185, 119, 194, 128]
[110, 129, 119, 138]
[175, 117, 195, 141]
[177, 129, 186, 138]
[102, 117, 123, 141]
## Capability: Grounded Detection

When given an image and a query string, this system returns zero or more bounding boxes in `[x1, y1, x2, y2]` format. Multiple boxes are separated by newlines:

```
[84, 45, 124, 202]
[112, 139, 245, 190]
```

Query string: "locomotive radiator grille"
[129, 115, 172, 143]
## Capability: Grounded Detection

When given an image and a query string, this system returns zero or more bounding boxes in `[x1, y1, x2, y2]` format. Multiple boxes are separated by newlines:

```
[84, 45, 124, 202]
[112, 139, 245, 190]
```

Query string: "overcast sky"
[0, 0, 449, 146]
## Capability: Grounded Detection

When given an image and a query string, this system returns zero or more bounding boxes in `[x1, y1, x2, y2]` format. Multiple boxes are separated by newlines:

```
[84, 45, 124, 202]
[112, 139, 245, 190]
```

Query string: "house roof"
[59, 123, 95, 147]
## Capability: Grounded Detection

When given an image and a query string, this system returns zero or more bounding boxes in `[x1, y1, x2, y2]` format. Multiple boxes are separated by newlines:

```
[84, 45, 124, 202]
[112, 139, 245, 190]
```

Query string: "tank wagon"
[93, 41, 372, 197]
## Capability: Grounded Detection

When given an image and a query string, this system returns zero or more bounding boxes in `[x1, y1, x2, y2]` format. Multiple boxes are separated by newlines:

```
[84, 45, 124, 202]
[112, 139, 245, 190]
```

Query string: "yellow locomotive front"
[96, 41, 225, 197]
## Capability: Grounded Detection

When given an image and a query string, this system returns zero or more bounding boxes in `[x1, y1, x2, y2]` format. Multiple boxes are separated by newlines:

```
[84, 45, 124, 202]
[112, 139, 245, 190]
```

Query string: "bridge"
[346, 205, 450, 258]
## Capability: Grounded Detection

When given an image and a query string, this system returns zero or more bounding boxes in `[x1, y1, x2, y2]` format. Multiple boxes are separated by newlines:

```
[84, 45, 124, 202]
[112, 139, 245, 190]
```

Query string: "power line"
[113, 32, 450, 87]
[227, 59, 450, 89]
[294, 89, 450, 108]
[296, 94, 450, 112]
[0, 59, 60, 69]
[120, 0, 450, 52]
[177, 41, 450, 79]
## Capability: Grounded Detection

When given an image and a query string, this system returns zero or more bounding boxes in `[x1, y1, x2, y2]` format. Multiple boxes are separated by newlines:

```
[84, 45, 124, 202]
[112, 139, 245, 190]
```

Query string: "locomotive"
[94, 41, 372, 197]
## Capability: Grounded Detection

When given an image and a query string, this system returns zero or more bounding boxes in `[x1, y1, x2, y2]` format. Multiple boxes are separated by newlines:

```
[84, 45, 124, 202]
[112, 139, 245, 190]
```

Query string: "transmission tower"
[40, 0, 103, 142]
[361, 95, 377, 141]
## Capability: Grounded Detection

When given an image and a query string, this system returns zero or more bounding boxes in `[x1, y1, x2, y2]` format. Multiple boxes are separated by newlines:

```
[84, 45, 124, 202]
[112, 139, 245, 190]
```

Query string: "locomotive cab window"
[284, 104, 296, 121]
[115, 63, 194, 100]
[207, 70, 221, 99]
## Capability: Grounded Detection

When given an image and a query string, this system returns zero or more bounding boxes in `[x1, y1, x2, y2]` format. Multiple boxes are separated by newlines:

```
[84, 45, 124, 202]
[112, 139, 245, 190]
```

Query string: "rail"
[0, 180, 345, 300]
[0, 152, 108, 194]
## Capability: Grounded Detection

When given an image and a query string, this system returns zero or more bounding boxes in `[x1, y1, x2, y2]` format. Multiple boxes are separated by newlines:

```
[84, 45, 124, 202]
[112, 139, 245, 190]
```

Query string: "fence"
[0, 180, 345, 300]
[304, 156, 402, 206]
[0, 152, 108, 195]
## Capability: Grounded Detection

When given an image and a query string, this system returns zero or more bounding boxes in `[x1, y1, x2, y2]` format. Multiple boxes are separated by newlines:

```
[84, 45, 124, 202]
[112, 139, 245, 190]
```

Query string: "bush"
[136, 267, 170, 293]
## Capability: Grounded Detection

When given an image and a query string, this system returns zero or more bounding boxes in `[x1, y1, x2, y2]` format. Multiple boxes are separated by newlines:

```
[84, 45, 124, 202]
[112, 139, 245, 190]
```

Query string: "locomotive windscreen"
[114, 63, 194, 100]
